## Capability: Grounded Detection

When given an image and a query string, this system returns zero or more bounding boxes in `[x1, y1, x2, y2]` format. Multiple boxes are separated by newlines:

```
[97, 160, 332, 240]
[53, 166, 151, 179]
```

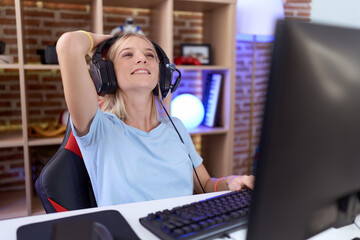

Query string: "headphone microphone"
[89, 36, 181, 99]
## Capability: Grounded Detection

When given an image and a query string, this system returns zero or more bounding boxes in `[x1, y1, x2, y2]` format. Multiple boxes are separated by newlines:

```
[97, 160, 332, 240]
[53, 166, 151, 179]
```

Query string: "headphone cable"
[160, 100, 206, 194]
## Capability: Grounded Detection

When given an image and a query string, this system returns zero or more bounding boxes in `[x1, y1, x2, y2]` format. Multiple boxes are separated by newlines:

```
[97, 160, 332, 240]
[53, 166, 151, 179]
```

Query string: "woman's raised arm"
[56, 31, 111, 136]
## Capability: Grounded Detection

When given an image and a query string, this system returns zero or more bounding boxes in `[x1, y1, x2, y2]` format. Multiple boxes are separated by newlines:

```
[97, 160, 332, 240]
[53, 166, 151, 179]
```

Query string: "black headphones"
[89, 36, 181, 98]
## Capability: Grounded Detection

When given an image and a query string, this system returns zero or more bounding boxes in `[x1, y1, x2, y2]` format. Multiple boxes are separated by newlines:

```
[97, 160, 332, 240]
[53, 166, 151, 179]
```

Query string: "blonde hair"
[100, 33, 163, 125]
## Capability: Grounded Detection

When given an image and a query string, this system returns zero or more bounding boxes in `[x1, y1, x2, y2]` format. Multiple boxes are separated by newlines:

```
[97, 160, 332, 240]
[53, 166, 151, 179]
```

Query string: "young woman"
[56, 31, 254, 207]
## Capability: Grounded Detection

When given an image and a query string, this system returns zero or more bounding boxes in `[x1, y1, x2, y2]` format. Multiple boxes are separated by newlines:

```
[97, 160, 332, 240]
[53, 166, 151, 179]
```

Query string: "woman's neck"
[123, 94, 158, 133]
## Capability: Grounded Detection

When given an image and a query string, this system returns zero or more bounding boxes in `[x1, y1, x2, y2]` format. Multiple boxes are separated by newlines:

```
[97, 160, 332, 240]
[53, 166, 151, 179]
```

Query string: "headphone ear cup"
[89, 60, 103, 95]
[102, 60, 118, 95]
[89, 36, 119, 96]
[154, 62, 172, 98]
[90, 59, 118, 96]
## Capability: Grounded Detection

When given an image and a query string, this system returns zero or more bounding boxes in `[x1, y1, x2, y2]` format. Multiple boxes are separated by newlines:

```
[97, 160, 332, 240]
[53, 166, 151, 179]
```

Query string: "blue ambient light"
[171, 94, 205, 129]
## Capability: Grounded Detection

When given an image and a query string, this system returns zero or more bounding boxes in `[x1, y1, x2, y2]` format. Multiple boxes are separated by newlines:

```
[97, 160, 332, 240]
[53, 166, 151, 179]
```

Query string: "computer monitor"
[246, 20, 360, 240]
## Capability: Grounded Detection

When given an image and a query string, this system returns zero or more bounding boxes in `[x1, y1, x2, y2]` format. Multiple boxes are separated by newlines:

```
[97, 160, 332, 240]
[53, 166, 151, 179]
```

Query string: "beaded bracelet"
[76, 30, 94, 55]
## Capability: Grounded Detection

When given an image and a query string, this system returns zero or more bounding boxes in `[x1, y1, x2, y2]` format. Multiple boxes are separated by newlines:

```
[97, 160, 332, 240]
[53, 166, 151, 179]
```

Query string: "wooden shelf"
[0, 132, 63, 148]
[103, 0, 166, 8]
[28, 0, 166, 8]
[0, 64, 19, 69]
[24, 64, 60, 70]
[24, 0, 92, 5]
[0, 130, 23, 148]
[174, 0, 235, 12]
[28, 137, 63, 147]
[189, 125, 227, 135]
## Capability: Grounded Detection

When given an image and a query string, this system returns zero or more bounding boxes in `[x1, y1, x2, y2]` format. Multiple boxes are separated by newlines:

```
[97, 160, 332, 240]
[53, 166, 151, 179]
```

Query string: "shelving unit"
[0, 64, 20, 69]
[24, 65, 60, 70]
[0, 0, 236, 217]
[0, 130, 23, 148]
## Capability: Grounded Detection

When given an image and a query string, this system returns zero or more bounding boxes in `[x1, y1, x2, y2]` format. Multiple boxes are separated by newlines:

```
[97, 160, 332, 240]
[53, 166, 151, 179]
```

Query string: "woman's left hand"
[226, 175, 255, 191]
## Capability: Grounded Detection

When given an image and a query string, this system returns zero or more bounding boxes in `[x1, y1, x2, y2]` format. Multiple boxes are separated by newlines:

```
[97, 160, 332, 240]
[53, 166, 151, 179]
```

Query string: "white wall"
[311, 0, 360, 29]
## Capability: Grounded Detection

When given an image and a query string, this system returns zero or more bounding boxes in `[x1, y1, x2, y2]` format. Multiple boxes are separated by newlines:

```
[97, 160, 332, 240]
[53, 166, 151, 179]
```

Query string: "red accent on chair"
[48, 198, 68, 212]
[65, 131, 82, 158]
[35, 116, 97, 213]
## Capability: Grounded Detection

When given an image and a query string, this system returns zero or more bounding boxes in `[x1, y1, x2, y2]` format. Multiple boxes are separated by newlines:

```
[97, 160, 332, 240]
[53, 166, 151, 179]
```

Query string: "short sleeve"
[70, 106, 103, 147]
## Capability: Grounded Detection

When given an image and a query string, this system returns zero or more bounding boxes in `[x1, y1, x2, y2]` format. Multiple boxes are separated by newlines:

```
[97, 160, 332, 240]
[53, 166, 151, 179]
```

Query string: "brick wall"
[0, 147, 24, 191]
[233, 40, 273, 175]
[232, 0, 312, 175]
[284, 0, 312, 21]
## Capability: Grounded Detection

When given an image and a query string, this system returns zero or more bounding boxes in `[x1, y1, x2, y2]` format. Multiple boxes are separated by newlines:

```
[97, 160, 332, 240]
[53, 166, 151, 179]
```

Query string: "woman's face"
[113, 36, 159, 96]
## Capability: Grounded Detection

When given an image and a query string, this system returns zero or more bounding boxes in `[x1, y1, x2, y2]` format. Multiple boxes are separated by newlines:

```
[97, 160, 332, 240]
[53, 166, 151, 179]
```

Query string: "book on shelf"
[203, 73, 223, 127]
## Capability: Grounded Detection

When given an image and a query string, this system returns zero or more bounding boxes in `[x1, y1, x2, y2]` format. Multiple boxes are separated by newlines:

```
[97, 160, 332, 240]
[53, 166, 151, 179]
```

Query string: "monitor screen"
[246, 20, 360, 240]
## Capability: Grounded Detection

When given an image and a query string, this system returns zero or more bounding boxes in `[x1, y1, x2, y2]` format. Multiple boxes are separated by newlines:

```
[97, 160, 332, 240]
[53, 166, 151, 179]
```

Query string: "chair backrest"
[35, 119, 97, 213]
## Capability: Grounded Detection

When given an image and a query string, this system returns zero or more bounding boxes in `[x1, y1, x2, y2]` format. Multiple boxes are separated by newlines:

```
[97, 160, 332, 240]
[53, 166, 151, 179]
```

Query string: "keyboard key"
[182, 226, 192, 234]
[189, 223, 201, 231]
[172, 228, 184, 238]
[161, 223, 175, 233]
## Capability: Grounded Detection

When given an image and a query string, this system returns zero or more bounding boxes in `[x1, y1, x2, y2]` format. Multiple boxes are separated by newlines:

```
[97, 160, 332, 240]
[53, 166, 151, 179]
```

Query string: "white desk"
[1, 191, 359, 240]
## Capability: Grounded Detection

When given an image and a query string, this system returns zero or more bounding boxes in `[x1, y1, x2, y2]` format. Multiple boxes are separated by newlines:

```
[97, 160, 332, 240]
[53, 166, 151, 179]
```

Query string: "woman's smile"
[131, 68, 151, 75]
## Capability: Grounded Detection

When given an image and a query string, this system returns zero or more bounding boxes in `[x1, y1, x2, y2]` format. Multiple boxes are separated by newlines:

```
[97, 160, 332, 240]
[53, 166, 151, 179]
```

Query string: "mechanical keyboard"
[139, 189, 252, 240]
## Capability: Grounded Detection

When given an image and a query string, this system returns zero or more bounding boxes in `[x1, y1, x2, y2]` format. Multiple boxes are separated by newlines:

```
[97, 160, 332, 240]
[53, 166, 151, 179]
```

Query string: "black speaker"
[89, 36, 181, 98]
[36, 43, 58, 64]
[0, 40, 5, 55]
[45, 45, 58, 64]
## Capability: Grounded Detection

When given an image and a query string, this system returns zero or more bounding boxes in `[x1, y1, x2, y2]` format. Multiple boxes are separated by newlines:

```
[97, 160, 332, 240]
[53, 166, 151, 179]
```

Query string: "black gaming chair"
[35, 118, 97, 213]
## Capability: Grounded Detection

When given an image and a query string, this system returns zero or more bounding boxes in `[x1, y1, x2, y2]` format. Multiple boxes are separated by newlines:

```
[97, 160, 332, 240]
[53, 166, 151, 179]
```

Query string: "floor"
[0, 190, 45, 221]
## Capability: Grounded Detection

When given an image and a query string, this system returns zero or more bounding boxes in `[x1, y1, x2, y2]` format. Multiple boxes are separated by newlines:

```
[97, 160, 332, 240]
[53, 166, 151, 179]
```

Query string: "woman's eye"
[123, 52, 133, 57]
[146, 53, 155, 58]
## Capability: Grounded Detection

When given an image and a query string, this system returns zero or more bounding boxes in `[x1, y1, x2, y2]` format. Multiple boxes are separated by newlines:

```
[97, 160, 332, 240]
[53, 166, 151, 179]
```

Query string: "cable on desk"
[221, 233, 237, 240]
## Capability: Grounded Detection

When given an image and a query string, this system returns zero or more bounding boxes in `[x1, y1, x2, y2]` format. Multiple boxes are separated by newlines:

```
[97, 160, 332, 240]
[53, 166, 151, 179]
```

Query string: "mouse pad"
[17, 210, 140, 240]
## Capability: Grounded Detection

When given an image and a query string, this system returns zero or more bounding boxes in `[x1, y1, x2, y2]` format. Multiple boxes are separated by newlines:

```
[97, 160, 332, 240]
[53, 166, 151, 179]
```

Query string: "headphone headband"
[93, 37, 118, 59]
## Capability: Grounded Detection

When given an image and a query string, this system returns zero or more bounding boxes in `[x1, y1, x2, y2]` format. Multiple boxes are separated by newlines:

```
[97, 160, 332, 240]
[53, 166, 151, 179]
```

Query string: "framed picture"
[181, 44, 211, 65]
